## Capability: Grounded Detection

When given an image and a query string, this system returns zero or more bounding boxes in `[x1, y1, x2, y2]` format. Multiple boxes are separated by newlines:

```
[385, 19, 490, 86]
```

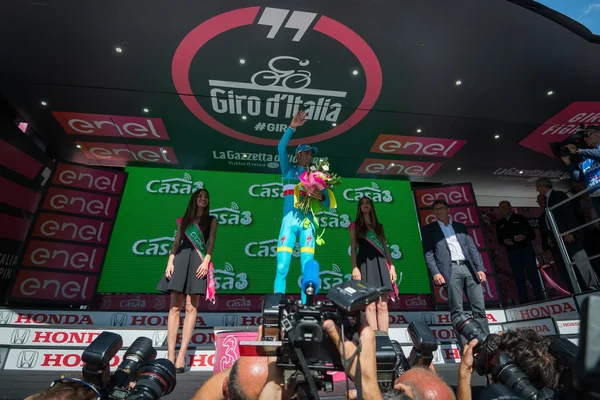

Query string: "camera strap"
[341, 325, 363, 400]
[286, 328, 320, 399]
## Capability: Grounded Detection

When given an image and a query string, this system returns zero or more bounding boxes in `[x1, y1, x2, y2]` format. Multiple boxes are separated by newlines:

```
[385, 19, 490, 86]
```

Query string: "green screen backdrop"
[99, 167, 430, 294]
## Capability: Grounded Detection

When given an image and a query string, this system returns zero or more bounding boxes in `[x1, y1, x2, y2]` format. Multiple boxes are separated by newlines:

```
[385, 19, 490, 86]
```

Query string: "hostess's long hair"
[178, 188, 211, 237]
[354, 196, 385, 240]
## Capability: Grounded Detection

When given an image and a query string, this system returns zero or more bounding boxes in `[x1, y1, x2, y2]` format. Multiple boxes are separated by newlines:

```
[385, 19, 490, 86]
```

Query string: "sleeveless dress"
[356, 227, 394, 293]
[156, 217, 213, 295]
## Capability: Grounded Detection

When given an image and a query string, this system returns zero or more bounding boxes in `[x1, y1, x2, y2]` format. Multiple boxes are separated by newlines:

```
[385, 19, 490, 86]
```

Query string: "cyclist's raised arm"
[278, 110, 307, 175]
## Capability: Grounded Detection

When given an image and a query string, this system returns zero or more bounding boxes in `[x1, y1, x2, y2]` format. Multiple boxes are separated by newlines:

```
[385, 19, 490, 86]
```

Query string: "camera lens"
[127, 359, 176, 400]
[111, 337, 157, 389]
[494, 357, 538, 400]
[452, 314, 488, 346]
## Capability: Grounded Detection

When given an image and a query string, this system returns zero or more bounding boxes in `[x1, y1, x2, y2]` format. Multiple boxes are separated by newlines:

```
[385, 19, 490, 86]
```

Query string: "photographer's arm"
[457, 339, 477, 400]
[323, 320, 383, 400]
[577, 148, 600, 161]
[190, 368, 230, 400]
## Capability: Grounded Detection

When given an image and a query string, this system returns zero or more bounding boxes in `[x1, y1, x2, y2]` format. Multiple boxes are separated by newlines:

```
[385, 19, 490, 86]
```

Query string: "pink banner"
[11, 270, 97, 302]
[22, 240, 106, 273]
[76, 142, 178, 165]
[519, 102, 600, 158]
[32, 213, 113, 245]
[357, 159, 443, 177]
[91, 293, 434, 312]
[0, 138, 43, 180]
[468, 227, 486, 249]
[43, 187, 119, 219]
[414, 184, 474, 208]
[413, 183, 502, 307]
[479, 206, 566, 306]
[52, 163, 126, 194]
[419, 205, 480, 226]
[52, 112, 170, 140]
[370, 134, 467, 158]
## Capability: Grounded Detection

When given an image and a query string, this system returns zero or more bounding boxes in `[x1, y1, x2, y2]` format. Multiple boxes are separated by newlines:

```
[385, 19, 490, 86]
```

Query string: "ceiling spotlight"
[519, 170, 524, 174]
[547, 90, 554, 96]
[162, 149, 167, 154]
[332, 123, 337, 127]
[352, 70, 359, 75]
[40, 101, 47, 106]
[494, 134, 500, 139]
[76, 144, 81, 149]
[457, 167, 462, 171]
[417, 128, 422, 133]
[390, 163, 395, 166]
[242, 115, 247, 120]
[455, 80, 462, 86]
[240, 59, 245, 64]
[143, 108, 149, 113]
[115, 47, 123, 53]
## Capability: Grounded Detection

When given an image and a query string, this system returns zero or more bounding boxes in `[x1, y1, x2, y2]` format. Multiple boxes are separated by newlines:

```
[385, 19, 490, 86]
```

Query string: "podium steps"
[0, 293, 589, 372]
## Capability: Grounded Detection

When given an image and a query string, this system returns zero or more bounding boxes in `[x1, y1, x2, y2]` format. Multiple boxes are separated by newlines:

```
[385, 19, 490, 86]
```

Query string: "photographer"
[192, 322, 384, 400]
[456, 329, 562, 400]
[25, 377, 102, 400]
[561, 125, 600, 217]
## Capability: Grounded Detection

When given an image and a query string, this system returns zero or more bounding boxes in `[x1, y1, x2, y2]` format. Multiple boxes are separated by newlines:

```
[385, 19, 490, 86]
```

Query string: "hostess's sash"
[177, 218, 216, 303]
[355, 223, 399, 301]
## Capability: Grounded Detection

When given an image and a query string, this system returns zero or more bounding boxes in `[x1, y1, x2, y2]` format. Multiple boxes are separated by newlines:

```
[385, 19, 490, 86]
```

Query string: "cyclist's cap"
[295, 144, 318, 155]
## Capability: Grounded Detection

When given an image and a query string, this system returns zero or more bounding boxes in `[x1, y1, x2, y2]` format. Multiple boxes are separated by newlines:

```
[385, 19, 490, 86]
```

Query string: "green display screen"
[99, 167, 430, 294]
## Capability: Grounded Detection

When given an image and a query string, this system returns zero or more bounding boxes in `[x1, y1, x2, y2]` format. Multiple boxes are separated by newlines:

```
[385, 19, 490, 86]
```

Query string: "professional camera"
[80, 331, 176, 399]
[240, 260, 439, 399]
[456, 295, 600, 399]
[549, 123, 600, 158]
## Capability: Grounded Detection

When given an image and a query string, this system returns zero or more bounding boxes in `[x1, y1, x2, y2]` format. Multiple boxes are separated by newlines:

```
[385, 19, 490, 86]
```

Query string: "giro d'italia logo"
[172, 6, 382, 146]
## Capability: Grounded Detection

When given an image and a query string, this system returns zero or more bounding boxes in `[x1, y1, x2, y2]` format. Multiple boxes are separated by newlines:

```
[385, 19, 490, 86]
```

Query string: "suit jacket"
[540, 190, 584, 253]
[421, 220, 485, 286]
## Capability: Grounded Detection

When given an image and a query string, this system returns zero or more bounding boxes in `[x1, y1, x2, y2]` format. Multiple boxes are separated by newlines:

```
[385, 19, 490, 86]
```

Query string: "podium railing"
[545, 181, 600, 294]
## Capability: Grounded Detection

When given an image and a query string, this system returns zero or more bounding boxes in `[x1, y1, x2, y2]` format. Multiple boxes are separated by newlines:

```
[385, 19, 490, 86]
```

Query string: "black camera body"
[549, 123, 600, 158]
[79, 331, 176, 400]
[242, 280, 439, 398]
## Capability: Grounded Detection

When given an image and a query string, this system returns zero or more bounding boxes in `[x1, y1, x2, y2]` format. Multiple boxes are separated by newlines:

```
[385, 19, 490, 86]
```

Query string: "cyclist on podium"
[273, 110, 330, 304]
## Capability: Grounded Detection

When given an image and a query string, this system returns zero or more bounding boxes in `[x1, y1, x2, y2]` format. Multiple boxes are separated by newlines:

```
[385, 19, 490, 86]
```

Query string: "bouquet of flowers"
[294, 158, 342, 245]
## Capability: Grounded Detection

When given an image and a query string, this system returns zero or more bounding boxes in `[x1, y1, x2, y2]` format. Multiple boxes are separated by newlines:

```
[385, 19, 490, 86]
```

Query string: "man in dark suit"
[421, 199, 490, 349]
[496, 200, 544, 304]
[535, 178, 600, 292]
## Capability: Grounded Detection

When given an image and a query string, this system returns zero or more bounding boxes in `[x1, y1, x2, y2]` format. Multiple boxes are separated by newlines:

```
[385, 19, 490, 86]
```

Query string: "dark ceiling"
[1, 0, 599, 205]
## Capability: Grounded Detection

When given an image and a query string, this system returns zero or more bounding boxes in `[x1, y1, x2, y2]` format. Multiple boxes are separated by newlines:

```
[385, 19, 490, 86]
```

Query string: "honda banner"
[413, 183, 503, 308]
[8, 162, 126, 305]
[0, 308, 506, 328]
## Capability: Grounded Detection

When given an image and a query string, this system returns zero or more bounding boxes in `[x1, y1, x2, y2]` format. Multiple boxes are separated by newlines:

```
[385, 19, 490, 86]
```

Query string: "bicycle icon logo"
[251, 56, 312, 90]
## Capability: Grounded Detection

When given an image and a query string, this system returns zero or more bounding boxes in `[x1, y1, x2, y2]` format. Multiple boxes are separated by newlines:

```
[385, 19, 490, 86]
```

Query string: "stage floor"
[0, 364, 490, 400]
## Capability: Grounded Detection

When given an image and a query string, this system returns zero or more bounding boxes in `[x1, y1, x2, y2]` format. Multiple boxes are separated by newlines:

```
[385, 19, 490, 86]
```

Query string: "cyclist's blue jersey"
[278, 127, 329, 215]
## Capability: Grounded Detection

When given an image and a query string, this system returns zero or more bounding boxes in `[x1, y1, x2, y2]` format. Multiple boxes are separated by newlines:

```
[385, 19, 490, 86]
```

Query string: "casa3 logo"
[297, 264, 351, 290]
[146, 172, 204, 194]
[210, 202, 252, 226]
[132, 236, 175, 256]
[214, 263, 248, 290]
[172, 7, 382, 146]
[343, 182, 393, 203]
[248, 182, 284, 198]
[314, 208, 350, 229]
[245, 239, 300, 258]
[347, 244, 402, 259]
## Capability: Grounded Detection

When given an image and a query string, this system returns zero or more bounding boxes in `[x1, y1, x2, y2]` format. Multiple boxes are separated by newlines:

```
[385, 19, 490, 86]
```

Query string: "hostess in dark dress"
[356, 228, 394, 293]
[156, 216, 213, 295]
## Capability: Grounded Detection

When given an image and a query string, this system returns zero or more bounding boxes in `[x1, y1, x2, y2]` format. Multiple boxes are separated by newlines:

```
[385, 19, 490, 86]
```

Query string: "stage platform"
[0, 292, 594, 399]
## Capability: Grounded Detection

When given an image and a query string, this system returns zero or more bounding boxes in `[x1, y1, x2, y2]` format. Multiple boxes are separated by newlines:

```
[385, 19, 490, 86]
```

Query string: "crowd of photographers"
[24, 321, 568, 400]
